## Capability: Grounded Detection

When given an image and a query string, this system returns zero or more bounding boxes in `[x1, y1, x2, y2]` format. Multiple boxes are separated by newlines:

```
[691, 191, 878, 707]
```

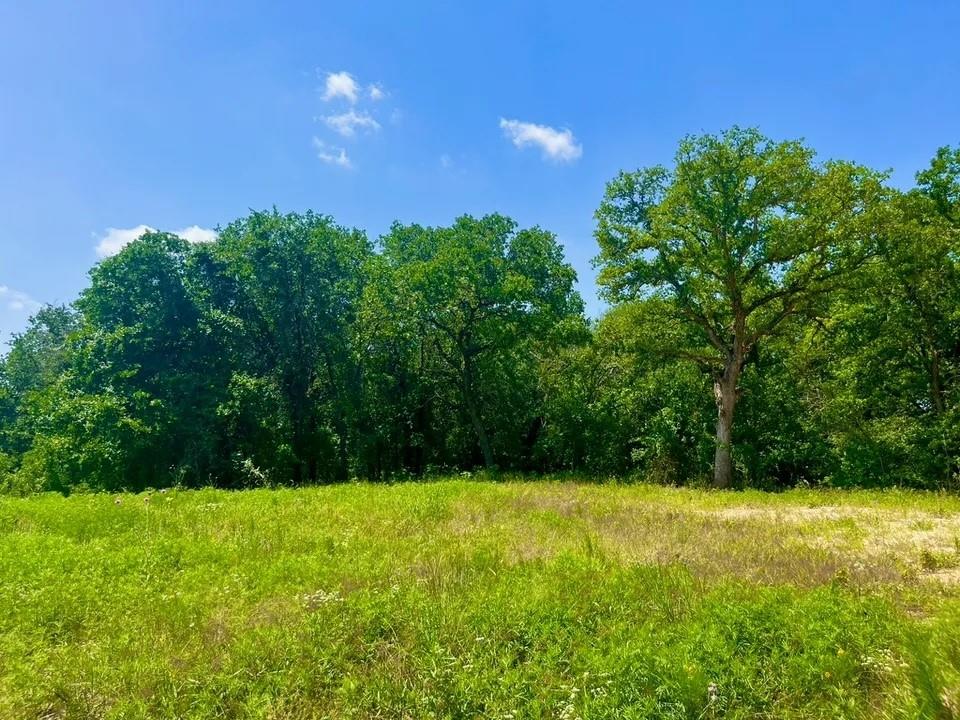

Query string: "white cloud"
[322, 109, 381, 138]
[0, 285, 42, 314]
[96, 224, 154, 258]
[499, 118, 582, 162]
[95, 224, 218, 258]
[176, 225, 218, 245]
[313, 71, 389, 166]
[312, 137, 352, 168]
[322, 71, 359, 103]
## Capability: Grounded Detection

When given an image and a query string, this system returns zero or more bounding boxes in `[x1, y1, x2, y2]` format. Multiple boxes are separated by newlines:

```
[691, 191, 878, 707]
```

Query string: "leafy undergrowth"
[2, 481, 960, 719]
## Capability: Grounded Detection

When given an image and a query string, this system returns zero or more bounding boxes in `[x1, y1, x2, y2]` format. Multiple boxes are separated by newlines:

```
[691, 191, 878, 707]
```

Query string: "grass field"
[3, 480, 960, 719]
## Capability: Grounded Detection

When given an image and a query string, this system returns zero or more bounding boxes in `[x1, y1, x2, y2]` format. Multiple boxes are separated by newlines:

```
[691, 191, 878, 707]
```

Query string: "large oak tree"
[595, 128, 888, 487]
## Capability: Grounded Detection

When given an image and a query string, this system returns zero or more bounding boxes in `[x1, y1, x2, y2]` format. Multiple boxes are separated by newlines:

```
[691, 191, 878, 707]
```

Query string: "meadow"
[3, 479, 960, 719]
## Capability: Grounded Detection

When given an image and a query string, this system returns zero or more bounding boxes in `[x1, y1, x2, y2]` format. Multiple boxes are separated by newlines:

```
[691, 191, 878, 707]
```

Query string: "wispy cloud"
[95, 224, 218, 258]
[0, 285, 42, 314]
[312, 138, 352, 168]
[499, 118, 582, 162]
[314, 70, 391, 169]
[322, 110, 381, 138]
[321, 71, 360, 103]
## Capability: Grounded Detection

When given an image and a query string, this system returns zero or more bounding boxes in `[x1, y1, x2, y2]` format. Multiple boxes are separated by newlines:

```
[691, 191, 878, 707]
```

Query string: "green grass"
[2, 480, 960, 719]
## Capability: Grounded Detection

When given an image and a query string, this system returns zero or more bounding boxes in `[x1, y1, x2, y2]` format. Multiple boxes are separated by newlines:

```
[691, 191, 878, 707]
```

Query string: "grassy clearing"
[2, 480, 960, 719]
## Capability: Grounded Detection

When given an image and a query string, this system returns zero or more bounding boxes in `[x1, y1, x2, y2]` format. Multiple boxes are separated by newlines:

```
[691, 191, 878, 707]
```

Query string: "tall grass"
[1, 481, 959, 718]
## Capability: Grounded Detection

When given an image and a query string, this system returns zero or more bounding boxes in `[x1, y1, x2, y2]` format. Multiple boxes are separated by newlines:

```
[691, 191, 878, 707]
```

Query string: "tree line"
[1, 128, 958, 492]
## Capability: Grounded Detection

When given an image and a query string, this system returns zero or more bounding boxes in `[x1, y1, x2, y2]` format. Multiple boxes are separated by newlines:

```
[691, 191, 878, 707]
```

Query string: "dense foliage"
[2, 130, 958, 492]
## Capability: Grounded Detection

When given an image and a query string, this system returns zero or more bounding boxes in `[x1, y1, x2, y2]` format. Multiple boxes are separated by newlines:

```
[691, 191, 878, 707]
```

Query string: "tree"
[357, 254, 464, 477]
[378, 215, 583, 469]
[917, 145, 960, 225]
[207, 210, 372, 484]
[537, 302, 711, 480]
[803, 148, 960, 487]
[0, 305, 80, 485]
[595, 128, 888, 487]
[71, 230, 225, 489]
[0, 232, 221, 491]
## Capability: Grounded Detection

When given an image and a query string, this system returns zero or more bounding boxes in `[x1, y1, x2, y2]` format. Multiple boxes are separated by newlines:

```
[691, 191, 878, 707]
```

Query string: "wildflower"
[707, 682, 718, 704]
[114, 498, 122, 505]
[301, 589, 344, 610]
[837, 647, 846, 656]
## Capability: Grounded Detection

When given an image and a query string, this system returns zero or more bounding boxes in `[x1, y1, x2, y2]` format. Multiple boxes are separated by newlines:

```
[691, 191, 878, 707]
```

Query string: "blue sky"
[1, 1, 958, 346]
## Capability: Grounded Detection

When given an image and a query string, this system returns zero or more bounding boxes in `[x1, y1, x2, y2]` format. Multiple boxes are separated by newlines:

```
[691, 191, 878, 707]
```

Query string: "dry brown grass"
[445, 483, 960, 591]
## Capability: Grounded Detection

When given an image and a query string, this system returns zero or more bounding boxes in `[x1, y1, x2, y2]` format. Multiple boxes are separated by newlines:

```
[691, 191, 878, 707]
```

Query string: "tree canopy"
[595, 128, 889, 486]
[2, 130, 958, 493]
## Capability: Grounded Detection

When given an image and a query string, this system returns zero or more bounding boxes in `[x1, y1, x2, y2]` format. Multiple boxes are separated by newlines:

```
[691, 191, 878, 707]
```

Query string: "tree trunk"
[462, 356, 495, 469]
[712, 359, 741, 489]
[333, 416, 349, 483]
[323, 354, 349, 483]
[465, 396, 495, 469]
[930, 348, 945, 415]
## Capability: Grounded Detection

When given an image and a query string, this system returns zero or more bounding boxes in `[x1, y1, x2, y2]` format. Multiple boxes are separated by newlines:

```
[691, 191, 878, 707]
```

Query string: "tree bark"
[712, 358, 741, 489]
